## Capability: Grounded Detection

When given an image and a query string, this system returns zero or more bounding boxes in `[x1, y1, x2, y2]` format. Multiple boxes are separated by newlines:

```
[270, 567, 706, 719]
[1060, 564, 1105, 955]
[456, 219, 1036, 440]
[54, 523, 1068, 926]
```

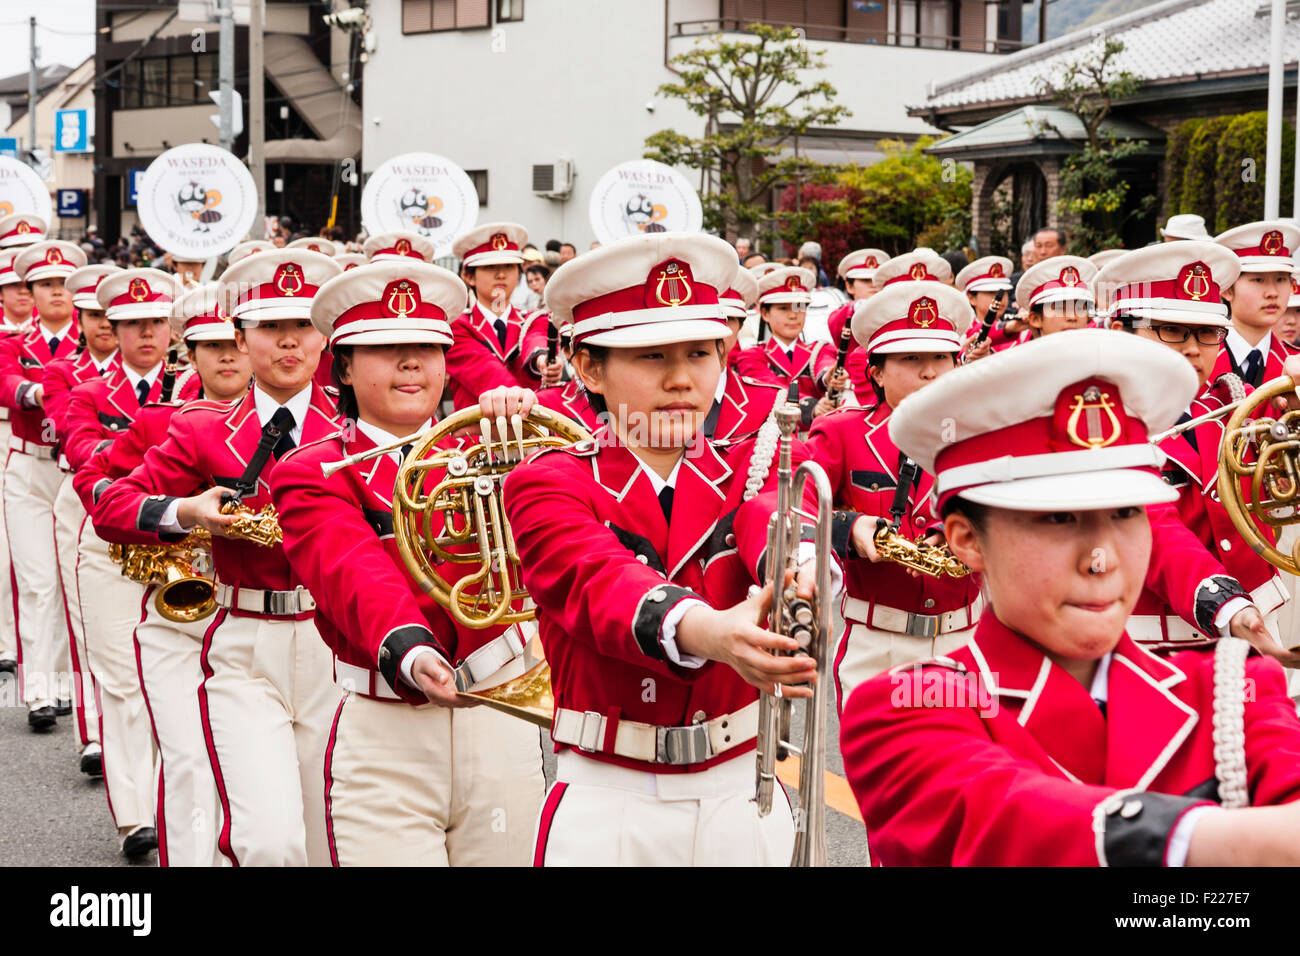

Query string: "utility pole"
[249, 0, 265, 232]
[27, 16, 37, 166]
[1266, 0, 1285, 219]
[218, 0, 234, 152]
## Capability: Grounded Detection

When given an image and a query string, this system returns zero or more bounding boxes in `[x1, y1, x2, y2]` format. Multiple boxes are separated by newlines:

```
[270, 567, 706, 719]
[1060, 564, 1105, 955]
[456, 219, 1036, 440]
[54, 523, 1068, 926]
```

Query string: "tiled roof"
[917, 0, 1299, 113]
[926, 106, 1165, 153]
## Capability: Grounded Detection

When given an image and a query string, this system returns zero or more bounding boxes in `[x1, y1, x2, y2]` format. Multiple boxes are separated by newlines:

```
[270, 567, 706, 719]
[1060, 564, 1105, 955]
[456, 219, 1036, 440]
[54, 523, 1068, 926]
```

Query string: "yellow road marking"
[775, 755, 863, 822]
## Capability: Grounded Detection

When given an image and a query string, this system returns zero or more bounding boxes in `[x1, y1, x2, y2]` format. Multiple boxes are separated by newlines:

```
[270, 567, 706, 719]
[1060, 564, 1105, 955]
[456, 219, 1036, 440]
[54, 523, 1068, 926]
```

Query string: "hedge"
[1164, 112, 1295, 229]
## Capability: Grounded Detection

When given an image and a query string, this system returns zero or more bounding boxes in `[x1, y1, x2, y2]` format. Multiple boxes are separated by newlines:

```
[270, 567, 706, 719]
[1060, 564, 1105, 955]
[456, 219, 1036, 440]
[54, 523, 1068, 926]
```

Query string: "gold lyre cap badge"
[646, 258, 695, 308]
[382, 278, 421, 318]
[908, 296, 938, 328]
[1178, 261, 1212, 300]
[1056, 378, 1125, 450]
[274, 263, 304, 296]
[127, 277, 151, 302]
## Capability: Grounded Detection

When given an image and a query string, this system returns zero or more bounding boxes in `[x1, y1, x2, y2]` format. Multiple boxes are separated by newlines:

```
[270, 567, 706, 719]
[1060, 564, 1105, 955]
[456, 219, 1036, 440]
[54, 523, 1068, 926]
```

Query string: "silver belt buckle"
[576, 711, 603, 753]
[266, 590, 296, 615]
[904, 612, 941, 640]
[657, 722, 713, 765]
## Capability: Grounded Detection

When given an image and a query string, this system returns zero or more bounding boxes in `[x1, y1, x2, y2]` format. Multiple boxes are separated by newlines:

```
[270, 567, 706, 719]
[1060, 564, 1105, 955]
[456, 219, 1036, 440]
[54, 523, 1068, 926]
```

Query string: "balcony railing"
[671, 18, 1032, 53]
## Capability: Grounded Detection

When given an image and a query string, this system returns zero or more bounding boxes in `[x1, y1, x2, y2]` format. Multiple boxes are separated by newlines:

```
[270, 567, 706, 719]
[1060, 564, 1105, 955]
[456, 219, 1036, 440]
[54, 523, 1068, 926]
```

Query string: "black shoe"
[80, 748, 102, 777]
[0, 658, 14, 674]
[54, 698, 72, 716]
[27, 706, 56, 730]
[121, 827, 157, 860]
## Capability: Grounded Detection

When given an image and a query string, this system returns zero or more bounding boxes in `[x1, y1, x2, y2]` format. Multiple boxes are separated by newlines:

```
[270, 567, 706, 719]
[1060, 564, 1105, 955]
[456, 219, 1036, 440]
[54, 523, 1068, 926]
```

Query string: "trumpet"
[872, 521, 970, 578]
[754, 397, 833, 867]
[108, 528, 216, 622]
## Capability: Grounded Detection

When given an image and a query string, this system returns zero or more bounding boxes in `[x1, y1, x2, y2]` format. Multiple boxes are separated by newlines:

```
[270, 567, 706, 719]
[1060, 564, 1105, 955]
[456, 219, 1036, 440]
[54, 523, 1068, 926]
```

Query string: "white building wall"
[364, 0, 998, 249]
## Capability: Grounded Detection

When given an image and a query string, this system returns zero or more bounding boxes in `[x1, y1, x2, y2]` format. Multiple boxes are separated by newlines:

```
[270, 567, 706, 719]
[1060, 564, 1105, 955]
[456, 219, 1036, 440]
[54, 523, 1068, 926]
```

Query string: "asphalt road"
[0, 659, 869, 868]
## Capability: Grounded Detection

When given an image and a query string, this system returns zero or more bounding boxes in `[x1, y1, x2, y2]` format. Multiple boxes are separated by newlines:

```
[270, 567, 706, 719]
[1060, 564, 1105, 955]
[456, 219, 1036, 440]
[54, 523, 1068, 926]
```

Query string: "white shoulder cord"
[1220, 372, 1246, 405]
[1212, 635, 1250, 808]
[170, 366, 199, 402]
[742, 392, 786, 502]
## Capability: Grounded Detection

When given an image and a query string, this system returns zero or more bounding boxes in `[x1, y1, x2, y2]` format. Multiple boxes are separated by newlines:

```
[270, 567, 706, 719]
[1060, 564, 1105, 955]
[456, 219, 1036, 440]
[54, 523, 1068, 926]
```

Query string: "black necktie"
[493, 317, 508, 349]
[702, 398, 722, 440]
[786, 347, 795, 363]
[1093, 698, 1107, 719]
[270, 405, 296, 459]
[48, 336, 59, 354]
[658, 485, 673, 523]
[400, 443, 414, 462]
[135, 378, 150, 406]
[1243, 348, 1263, 387]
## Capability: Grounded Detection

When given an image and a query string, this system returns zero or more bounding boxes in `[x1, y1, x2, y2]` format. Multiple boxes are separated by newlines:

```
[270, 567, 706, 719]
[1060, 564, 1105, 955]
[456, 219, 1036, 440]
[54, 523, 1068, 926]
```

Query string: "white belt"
[556, 748, 755, 798]
[0, 407, 11, 421]
[334, 657, 401, 701]
[58, 453, 70, 472]
[843, 594, 982, 639]
[1128, 576, 1290, 643]
[552, 700, 758, 766]
[213, 581, 316, 616]
[8, 434, 56, 460]
[453, 624, 530, 692]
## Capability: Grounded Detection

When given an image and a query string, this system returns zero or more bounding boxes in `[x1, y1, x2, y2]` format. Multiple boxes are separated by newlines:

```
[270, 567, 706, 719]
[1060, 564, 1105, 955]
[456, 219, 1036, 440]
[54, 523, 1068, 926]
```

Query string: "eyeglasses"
[1148, 324, 1227, 347]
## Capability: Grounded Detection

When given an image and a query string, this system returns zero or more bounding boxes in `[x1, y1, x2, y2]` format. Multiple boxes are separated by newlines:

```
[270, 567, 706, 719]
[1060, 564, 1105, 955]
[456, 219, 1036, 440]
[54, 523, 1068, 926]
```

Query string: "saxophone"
[108, 528, 216, 622]
[871, 521, 970, 579]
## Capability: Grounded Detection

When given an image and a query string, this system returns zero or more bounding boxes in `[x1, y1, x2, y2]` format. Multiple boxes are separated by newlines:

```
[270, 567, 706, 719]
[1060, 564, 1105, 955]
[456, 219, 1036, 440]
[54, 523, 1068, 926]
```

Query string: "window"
[467, 169, 488, 206]
[402, 0, 490, 33]
[496, 0, 523, 22]
[113, 53, 220, 110]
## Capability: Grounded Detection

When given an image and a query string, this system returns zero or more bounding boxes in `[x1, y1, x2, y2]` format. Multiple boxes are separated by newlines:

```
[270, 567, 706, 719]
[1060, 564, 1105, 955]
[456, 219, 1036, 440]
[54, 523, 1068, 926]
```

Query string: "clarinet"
[546, 322, 557, 367]
[972, 289, 1007, 346]
[160, 346, 179, 402]
[826, 321, 854, 406]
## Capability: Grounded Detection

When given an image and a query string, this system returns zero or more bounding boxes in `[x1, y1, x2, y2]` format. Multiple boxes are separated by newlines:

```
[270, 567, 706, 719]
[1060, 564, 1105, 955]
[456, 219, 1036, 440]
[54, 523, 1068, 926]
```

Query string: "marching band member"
[807, 282, 982, 708]
[1014, 255, 1098, 339]
[270, 261, 546, 866]
[954, 255, 1012, 361]
[713, 267, 782, 441]
[92, 250, 343, 866]
[731, 266, 845, 424]
[841, 329, 1300, 866]
[74, 282, 242, 867]
[446, 223, 557, 408]
[0, 240, 86, 729]
[1212, 220, 1300, 388]
[504, 233, 837, 867]
[61, 268, 186, 858]
[227, 240, 274, 265]
[287, 237, 336, 257]
[824, 248, 887, 396]
[0, 249, 32, 677]
[47, 263, 119, 777]
[362, 230, 436, 263]
[334, 253, 367, 272]
[1097, 243, 1295, 659]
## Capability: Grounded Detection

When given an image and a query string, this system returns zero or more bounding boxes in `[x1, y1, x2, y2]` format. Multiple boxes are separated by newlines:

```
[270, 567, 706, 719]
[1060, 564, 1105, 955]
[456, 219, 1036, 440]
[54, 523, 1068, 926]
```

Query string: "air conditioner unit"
[532, 160, 574, 199]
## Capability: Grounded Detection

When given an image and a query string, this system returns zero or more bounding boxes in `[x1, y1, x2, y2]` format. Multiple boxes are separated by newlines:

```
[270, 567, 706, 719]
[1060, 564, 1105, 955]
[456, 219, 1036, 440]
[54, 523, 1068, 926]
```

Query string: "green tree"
[644, 24, 850, 241]
[1034, 36, 1153, 252]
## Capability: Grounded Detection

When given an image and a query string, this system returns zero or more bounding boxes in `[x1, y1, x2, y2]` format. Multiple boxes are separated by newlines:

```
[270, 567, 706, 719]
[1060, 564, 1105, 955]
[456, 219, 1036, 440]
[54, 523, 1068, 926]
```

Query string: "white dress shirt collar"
[121, 361, 163, 392]
[1088, 652, 1112, 703]
[473, 298, 510, 323]
[638, 456, 683, 495]
[713, 367, 728, 403]
[355, 417, 432, 465]
[1225, 327, 1270, 368]
[38, 319, 73, 342]
[252, 382, 313, 443]
[91, 349, 118, 374]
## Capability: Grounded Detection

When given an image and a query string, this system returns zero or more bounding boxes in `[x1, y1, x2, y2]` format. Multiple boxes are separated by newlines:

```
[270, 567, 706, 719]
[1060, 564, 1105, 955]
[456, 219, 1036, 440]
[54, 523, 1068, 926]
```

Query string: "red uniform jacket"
[271, 426, 527, 703]
[1132, 378, 1283, 647]
[73, 400, 192, 512]
[840, 614, 1300, 866]
[732, 337, 834, 403]
[711, 370, 783, 442]
[90, 383, 339, 603]
[806, 401, 983, 701]
[42, 349, 105, 437]
[537, 379, 598, 432]
[59, 362, 193, 473]
[0, 320, 80, 445]
[445, 303, 547, 410]
[503, 430, 806, 773]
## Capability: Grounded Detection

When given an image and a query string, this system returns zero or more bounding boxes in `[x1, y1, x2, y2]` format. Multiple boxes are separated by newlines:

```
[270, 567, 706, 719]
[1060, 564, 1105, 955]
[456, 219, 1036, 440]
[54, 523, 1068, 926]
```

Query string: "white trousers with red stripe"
[199, 608, 337, 866]
[77, 520, 157, 833]
[54, 475, 99, 749]
[0, 418, 16, 664]
[135, 587, 224, 867]
[533, 750, 795, 866]
[324, 693, 544, 866]
[4, 450, 70, 709]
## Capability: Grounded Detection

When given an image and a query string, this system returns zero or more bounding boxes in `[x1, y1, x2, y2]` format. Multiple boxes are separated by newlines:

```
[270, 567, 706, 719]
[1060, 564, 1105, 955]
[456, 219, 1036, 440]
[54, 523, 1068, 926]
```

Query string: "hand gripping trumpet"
[754, 393, 834, 867]
[320, 403, 593, 725]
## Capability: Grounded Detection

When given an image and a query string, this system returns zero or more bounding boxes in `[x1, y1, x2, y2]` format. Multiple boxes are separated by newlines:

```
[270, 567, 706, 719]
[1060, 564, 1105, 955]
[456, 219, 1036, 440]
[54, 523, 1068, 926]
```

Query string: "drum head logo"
[137, 144, 257, 262]
[590, 160, 703, 245]
[363, 153, 478, 259]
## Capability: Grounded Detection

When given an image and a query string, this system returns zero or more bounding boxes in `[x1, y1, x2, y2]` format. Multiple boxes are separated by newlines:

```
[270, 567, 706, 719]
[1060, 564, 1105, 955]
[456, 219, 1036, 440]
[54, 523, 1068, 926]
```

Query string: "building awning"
[263, 33, 361, 163]
[774, 135, 887, 167]
[925, 106, 1165, 161]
